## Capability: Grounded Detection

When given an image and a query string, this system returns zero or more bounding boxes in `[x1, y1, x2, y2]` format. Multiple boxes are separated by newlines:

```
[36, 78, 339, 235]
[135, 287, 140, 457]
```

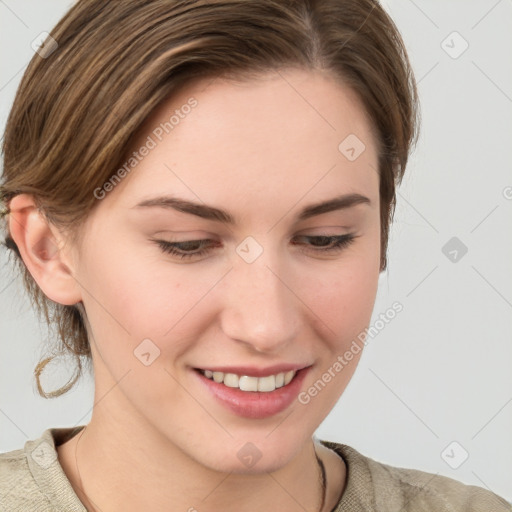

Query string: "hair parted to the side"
[0, 0, 419, 398]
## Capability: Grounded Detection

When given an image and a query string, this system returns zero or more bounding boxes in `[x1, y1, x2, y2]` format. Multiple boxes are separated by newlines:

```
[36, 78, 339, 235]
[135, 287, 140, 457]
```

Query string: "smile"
[194, 366, 311, 419]
[198, 369, 297, 392]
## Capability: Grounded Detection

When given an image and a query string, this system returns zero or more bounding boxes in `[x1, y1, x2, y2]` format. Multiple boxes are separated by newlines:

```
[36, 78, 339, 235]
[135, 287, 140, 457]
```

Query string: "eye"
[153, 239, 217, 260]
[152, 234, 357, 261]
[291, 234, 357, 253]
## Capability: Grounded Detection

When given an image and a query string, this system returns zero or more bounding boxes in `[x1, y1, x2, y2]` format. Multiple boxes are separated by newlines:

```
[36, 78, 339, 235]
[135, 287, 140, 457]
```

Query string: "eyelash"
[153, 234, 357, 260]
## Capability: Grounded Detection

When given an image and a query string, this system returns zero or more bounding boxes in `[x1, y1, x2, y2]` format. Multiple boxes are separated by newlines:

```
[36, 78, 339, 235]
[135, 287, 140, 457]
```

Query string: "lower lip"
[194, 367, 310, 419]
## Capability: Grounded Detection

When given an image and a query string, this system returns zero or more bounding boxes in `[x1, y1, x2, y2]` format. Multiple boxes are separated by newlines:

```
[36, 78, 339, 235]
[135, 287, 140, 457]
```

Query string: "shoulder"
[321, 440, 511, 512]
[364, 453, 511, 511]
[0, 443, 52, 510]
[0, 426, 87, 511]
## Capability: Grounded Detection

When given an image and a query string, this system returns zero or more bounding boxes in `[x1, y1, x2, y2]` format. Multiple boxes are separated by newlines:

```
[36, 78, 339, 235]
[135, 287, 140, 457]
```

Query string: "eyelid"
[152, 233, 358, 261]
[295, 225, 352, 234]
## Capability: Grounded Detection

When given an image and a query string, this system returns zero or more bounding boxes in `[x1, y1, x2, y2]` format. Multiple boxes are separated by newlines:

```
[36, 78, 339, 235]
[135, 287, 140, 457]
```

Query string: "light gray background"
[1, 0, 511, 502]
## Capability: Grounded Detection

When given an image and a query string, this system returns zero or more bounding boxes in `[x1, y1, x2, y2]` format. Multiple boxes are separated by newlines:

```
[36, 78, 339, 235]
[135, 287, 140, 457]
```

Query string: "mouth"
[195, 368, 298, 392]
[192, 365, 311, 419]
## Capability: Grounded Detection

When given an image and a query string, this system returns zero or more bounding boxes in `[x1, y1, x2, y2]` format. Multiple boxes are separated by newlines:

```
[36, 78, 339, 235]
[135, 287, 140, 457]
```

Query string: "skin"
[9, 68, 381, 512]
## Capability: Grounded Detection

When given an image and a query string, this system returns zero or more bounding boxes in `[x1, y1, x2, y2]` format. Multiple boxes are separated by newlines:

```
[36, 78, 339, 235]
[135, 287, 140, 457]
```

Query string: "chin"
[188, 431, 309, 475]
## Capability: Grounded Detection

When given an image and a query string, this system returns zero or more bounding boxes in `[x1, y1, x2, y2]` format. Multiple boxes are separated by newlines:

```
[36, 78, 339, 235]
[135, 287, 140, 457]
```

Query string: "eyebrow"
[132, 193, 371, 224]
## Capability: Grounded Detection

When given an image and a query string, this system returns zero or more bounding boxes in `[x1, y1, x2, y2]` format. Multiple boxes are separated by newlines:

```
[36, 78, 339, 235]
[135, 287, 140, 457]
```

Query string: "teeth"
[284, 370, 295, 385]
[258, 375, 275, 392]
[223, 373, 239, 388]
[239, 375, 258, 392]
[200, 369, 297, 392]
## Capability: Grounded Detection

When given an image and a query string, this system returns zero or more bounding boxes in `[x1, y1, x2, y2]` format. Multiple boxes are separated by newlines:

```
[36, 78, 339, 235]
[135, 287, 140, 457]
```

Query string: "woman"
[0, 1, 510, 510]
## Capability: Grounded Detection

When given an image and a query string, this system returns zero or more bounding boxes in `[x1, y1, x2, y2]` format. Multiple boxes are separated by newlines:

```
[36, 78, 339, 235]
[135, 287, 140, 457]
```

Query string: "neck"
[59, 411, 335, 512]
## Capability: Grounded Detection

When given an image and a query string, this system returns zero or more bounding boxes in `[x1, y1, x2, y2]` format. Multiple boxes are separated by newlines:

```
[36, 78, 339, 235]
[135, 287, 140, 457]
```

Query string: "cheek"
[80, 235, 192, 333]
[79, 241, 223, 383]
[305, 245, 380, 347]
[313, 274, 378, 349]
[78, 242, 195, 409]
[296, 257, 379, 413]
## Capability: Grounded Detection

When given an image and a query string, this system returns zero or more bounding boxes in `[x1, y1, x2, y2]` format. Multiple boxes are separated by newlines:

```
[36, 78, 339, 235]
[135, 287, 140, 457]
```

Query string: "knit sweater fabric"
[0, 426, 510, 511]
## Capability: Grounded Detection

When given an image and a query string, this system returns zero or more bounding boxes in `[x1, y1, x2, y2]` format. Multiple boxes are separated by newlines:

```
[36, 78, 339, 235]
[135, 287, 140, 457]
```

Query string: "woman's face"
[70, 68, 381, 472]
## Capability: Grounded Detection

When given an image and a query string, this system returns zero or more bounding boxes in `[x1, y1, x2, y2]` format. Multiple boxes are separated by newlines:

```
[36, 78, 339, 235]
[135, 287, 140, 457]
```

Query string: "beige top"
[0, 426, 510, 511]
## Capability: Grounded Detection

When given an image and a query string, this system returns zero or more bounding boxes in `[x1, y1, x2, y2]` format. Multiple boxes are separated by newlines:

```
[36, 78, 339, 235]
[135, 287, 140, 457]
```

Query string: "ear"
[8, 194, 83, 306]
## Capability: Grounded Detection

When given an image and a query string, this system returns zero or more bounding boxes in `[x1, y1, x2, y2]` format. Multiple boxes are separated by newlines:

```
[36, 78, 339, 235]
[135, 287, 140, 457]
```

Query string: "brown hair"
[0, 0, 419, 397]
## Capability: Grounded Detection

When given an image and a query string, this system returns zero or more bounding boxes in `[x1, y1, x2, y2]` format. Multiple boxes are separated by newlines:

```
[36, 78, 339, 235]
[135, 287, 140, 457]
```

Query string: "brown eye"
[291, 234, 357, 252]
[154, 239, 215, 259]
[152, 234, 357, 262]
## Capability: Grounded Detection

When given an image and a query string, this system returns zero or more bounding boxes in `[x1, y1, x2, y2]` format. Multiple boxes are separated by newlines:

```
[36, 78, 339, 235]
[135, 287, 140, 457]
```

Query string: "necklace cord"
[315, 450, 327, 512]
[74, 426, 94, 512]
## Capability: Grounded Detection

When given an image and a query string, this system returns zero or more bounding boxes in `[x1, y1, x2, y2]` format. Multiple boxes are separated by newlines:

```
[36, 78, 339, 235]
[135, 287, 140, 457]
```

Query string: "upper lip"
[195, 364, 311, 377]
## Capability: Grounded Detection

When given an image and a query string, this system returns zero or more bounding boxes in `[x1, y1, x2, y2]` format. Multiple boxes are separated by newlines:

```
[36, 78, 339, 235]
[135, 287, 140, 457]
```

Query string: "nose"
[219, 254, 301, 354]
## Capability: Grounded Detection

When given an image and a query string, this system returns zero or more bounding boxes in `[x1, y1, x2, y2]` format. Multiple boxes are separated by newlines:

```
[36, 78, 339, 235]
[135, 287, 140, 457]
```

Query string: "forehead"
[100, 68, 379, 217]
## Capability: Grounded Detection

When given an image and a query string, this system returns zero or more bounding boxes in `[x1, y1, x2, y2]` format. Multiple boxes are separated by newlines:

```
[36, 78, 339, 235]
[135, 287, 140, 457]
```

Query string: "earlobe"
[8, 194, 83, 306]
